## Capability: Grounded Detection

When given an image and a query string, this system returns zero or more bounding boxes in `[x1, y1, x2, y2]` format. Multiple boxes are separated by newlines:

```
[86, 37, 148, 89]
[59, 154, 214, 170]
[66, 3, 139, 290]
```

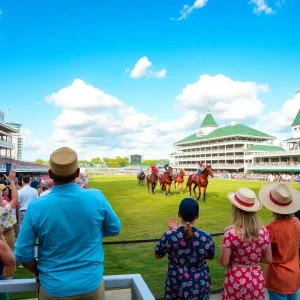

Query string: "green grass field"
[10, 176, 300, 299]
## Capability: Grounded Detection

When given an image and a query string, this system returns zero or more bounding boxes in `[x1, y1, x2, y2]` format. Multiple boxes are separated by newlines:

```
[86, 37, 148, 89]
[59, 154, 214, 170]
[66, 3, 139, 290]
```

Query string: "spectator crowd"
[0, 158, 48, 170]
[0, 147, 300, 300]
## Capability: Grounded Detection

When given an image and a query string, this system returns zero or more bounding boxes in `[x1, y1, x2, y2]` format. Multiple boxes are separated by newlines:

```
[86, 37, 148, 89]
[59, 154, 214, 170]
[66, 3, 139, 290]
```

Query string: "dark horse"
[174, 169, 185, 194]
[146, 171, 158, 194]
[137, 172, 145, 186]
[186, 166, 214, 202]
[159, 166, 173, 197]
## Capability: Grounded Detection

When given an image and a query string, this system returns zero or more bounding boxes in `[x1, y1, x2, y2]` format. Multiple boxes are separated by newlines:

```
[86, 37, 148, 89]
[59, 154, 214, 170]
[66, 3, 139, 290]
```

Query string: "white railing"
[252, 150, 300, 158]
[246, 164, 300, 170]
[172, 164, 244, 169]
[0, 139, 13, 149]
[171, 148, 246, 156]
[0, 274, 155, 300]
[0, 166, 48, 172]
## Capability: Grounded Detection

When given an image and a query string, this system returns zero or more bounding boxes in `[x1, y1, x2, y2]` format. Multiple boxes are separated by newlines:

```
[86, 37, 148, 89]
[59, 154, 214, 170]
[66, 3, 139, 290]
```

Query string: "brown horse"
[186, 166, 214, 202]
[174, 169, 185, 193]
[159, 166, 173, 197]
[137, 172, 145, 186]
[146, 171, 158, 194]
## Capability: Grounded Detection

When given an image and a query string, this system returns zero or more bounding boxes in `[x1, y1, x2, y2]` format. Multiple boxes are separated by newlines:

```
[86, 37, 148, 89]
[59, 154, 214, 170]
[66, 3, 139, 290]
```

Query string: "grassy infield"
[10, 176, 300, 299]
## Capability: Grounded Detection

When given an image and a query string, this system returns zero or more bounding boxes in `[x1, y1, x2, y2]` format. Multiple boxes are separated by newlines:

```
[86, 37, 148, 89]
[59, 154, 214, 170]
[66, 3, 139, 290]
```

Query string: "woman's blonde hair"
[231, 205, 262, 241]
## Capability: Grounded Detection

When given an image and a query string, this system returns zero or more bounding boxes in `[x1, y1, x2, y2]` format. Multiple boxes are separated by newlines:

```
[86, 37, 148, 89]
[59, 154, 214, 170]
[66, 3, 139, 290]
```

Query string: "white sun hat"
[228, 187, 262, 212]
[259, 182, 300, 214]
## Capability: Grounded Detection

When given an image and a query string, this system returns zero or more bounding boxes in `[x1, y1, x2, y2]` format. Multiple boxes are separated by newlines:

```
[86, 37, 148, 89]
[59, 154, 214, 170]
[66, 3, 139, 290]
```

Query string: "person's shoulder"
[194, 228, 212, 240]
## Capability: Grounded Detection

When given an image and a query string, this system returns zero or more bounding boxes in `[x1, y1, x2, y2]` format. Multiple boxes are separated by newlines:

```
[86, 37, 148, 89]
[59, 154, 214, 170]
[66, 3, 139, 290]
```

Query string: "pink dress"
[222, 226, 270, 300]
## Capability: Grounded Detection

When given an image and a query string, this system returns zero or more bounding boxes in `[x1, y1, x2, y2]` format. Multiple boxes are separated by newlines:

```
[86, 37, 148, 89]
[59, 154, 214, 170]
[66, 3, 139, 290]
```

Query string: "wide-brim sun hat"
[228, 187, 262, 212]
[259, 182, 300, 214]
[0, 184, 6, 191]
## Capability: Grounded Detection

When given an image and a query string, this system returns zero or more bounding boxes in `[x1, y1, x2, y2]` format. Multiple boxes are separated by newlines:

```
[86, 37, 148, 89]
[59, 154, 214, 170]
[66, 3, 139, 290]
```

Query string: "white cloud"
[155, 69, 167, 78]
[175, 0, 208, 21]
[46, 79, 124, 110]
[128, 57, 166, 79]
[249, 0, 275, 15]
[29, 79, 198, 161]
[259, 92, 300, 133]
[22, 129, 51, 161]
[130, 57, 152, 79]
[176, 74, 268, 120]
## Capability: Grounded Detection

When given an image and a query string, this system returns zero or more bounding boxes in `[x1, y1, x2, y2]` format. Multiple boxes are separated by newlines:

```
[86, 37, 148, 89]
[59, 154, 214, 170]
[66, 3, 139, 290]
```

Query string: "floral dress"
[222, 226, 270, 300]
[155, 226, 215, 300]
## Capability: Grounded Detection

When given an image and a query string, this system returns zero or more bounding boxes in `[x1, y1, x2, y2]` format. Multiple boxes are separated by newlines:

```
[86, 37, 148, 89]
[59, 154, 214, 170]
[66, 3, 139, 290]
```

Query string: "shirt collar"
[51, 182, 79, 192]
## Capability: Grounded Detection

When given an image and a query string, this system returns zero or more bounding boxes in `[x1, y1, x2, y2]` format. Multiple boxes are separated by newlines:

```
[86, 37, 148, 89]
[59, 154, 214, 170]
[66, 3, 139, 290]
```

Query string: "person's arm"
[0, 240, 15, 267]
[220, 228, 233, 267]
[14, 206, 38, 273]
[154, 232, 169, 259]
[101, 194, 121, 237]
[260, 244, 272, 264]
[220, 247, 232, 267]
[206, 235, 215, 260]
[4, 169, 18, 209]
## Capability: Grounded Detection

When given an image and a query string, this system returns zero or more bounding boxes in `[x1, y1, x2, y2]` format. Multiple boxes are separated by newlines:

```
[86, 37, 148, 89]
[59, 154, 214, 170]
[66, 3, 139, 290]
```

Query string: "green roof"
[246, 145, 285, 152]
[285, 137, 300, 142]
[174, 124, 274, 145]
[200, 112, 218, 127]
[292, 109, 300, 126]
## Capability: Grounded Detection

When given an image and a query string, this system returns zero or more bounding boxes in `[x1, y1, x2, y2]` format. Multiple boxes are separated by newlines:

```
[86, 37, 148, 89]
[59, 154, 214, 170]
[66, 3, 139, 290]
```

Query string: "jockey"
[151, 164, 158, 174]
[163, 163, 169, 173]
[139, 166, 144, 174]
[197, 161, 205, 174]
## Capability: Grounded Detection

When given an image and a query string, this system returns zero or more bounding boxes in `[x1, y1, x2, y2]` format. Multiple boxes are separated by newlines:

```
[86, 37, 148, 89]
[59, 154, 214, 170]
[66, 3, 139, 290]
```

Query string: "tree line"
[34, 157, 169, 168]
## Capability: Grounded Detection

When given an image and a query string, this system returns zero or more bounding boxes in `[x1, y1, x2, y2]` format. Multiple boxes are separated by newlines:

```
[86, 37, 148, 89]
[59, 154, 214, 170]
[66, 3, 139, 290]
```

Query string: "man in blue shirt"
[14, 147, 121, 299]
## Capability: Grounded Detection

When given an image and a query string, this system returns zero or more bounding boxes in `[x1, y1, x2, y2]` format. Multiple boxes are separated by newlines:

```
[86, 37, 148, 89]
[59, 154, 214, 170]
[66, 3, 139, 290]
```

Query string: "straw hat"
[50, 147, 78, 176]
[228, 187, 262, 212]
[259, 182, 300, 214]
[0, 184, 6, 191]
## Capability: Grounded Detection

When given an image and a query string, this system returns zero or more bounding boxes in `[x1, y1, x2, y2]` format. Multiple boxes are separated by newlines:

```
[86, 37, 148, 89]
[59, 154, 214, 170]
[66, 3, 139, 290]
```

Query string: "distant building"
[171, 110, 300, 173]
[0, 111, 18, 158]
[128, 154, 143, 165]
[6, 122, 23, 160]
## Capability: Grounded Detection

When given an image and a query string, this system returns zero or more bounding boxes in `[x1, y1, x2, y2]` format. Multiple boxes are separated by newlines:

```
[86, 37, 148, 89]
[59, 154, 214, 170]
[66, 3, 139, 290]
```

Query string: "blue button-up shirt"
[14, 183, 121, 297]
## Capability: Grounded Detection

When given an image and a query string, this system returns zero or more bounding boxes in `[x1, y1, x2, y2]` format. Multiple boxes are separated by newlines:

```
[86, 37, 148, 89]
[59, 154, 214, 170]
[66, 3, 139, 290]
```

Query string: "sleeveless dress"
[155, 226, 215, 299]
[222, 226, 270, 300]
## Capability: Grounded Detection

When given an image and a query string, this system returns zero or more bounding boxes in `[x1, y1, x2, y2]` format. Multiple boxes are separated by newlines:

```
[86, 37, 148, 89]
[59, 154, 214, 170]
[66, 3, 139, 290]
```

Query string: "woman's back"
[223, 226, 270, 266]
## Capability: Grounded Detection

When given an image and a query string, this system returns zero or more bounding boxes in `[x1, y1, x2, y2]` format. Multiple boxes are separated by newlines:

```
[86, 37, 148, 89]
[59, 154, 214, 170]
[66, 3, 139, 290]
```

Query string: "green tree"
[34, 159, 47, 165]
[91, 157, 102, 165]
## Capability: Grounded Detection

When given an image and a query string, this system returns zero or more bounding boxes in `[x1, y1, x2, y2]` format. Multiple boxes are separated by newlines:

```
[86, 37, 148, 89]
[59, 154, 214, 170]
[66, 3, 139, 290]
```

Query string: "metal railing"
[4, 233, 224, 299]
[0, 274, 155, 300]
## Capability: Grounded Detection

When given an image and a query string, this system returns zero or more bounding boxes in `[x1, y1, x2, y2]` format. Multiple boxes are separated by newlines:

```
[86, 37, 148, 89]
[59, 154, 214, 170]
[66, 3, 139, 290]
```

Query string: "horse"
[174, 169, 185, 193]
[137, 172, 145, 186]
[186, 166, 214, 202]
[159, 166, 173, 197]
[146, 171, 158, 194]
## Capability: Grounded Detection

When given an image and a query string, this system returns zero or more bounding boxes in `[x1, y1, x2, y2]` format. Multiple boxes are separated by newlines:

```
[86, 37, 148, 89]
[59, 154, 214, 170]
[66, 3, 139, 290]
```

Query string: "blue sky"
[0, 0, 299, 160]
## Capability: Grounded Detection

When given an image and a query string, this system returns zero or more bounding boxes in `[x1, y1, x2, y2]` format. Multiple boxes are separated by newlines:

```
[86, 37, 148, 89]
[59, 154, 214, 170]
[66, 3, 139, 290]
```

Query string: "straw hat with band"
[50, 147, 78, 176]
[0, 184, 7, 191]
[259, 182, 300, 214]
[228, 187, 262, 212]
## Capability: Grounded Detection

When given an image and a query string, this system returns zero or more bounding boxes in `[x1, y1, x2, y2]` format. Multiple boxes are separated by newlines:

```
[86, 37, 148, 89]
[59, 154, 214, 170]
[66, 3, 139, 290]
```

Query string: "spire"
[291, 109, 300, 126]
[200, 111, 218, 128]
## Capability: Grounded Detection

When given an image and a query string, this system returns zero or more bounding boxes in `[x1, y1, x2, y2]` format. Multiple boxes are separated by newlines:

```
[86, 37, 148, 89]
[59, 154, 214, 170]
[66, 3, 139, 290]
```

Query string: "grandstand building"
[7, 122, 23, 160]
[0, 111, 17, 158]
[170, 110, 299, 172]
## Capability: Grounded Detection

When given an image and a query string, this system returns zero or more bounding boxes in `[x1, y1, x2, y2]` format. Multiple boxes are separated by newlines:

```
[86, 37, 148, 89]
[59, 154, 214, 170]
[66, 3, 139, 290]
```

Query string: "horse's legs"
[193, 184, 197, 198]
[174, 181, 177, 190]
[203, 186, 207, 202]
[197, 186, 202, 201]
[168, 184, 171, 197]
[147, 181, 150, 194]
